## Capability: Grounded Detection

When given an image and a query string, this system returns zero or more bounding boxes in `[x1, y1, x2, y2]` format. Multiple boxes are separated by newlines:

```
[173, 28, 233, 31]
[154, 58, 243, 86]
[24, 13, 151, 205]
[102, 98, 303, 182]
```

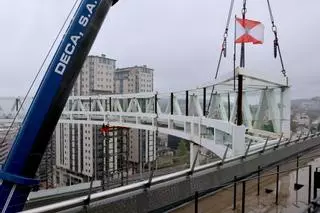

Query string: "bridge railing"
[21, 131, 320, 213]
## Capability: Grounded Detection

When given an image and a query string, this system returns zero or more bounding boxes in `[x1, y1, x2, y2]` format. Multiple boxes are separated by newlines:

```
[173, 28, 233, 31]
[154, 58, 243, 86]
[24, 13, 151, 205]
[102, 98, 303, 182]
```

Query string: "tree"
[263, 120, 274, 132]
[177, 140, 188, 156]
[291, 120, 298, 133]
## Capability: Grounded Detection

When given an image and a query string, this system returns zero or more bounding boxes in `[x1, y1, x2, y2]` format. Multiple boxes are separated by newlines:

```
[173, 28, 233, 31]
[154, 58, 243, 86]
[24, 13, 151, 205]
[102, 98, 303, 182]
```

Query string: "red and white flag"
[235, 17, 264, 44]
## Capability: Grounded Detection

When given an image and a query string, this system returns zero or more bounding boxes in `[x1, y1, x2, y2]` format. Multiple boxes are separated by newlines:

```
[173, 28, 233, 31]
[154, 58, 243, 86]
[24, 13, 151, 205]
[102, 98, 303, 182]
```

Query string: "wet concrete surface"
[173, 149, 320, 213]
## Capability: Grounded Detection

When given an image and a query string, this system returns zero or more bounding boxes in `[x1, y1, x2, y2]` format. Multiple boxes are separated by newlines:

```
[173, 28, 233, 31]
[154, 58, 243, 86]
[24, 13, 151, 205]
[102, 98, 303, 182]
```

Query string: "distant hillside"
[291, 97, 320, 122]
[292, 97, 320, 110]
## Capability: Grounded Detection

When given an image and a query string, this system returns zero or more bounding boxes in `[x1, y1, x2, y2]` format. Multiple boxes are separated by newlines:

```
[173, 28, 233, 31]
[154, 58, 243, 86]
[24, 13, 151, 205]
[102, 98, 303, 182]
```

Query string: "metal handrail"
[22, 132, 320, 213]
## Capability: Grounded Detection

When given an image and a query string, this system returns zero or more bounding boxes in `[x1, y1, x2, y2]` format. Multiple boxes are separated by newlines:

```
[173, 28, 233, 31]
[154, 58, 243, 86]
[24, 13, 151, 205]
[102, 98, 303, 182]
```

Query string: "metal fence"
[21, 132, 320, 213]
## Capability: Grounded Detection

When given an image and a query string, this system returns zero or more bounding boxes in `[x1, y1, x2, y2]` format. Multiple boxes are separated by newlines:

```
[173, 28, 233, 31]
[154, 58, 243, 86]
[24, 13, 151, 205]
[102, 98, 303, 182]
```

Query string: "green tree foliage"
[177, 140, 188, 156]
[291, 120, 298, 133]
[263, 120, 274, 132]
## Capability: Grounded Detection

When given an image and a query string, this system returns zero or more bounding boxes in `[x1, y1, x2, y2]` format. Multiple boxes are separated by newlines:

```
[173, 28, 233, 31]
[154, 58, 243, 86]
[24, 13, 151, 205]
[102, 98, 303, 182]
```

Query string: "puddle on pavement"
[173, 154, 320, 213]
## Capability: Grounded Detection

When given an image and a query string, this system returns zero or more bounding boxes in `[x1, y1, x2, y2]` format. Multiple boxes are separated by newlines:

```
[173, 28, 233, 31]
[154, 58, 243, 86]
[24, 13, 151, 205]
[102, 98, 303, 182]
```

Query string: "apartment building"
[114, 65, 153, 94]
[114, 65, 155, 171]
[55, 55, 116, 186]
[55, 58, 156, 187]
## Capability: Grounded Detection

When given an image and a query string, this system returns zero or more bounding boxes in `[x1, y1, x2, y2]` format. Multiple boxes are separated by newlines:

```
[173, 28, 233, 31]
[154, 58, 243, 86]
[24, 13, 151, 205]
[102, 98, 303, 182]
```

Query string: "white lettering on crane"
[87, 4, 96, 14]
[71, 35, 81, 46]
[54, 1, 98, 76]
[54, 33, 83, 75]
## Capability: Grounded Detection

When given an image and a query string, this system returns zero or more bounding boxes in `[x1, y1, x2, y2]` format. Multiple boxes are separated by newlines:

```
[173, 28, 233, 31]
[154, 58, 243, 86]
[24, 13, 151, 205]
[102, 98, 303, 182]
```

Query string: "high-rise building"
[55, 59, 155, 187]
[72, 54, 115, 96]
[54, 55, 116, 187]
[114, 65, 154, 94]
[114, 65, 155, 171]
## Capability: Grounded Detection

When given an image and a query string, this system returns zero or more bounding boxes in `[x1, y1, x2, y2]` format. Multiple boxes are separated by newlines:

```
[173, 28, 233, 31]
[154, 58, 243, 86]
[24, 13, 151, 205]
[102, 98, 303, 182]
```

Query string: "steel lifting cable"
[214, 0, 235, 80]
[206, 0, 235, 116]
[239, 0, 247, 68]
[0, 0, 81, 147]
[242, 0, 247, 18]
[266, 0, 287, 77]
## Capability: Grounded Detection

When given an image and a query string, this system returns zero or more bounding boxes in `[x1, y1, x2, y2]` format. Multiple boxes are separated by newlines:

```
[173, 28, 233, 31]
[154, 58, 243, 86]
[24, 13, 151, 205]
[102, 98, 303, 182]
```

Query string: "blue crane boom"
[0, 0, 118, 212]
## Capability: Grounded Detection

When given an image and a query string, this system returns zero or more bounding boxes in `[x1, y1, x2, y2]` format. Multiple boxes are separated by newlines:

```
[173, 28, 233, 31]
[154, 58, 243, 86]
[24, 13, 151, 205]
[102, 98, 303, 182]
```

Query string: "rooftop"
[116, 65, 153, 72]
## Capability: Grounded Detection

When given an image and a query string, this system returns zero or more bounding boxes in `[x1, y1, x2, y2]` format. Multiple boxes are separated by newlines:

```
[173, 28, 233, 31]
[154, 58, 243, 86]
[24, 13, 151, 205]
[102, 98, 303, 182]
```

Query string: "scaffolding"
[96, 125, 129, 190]
[146, 130, 157, 171]
[36, 135, 55, 190]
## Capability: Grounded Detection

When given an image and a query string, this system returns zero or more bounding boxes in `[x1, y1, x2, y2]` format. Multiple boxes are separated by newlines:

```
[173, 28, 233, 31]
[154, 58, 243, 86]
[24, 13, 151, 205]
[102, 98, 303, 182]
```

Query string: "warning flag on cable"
[235, 17, 264, 44]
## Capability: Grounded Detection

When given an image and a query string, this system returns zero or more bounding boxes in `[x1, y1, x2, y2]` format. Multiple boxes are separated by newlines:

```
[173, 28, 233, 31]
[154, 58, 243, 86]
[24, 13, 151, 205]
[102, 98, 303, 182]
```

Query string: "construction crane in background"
[0, 0, 119, 212]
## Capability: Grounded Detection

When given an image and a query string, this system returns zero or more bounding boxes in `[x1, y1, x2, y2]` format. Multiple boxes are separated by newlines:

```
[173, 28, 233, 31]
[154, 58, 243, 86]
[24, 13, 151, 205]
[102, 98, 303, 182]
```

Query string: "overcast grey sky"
[0, 0, 319, 99]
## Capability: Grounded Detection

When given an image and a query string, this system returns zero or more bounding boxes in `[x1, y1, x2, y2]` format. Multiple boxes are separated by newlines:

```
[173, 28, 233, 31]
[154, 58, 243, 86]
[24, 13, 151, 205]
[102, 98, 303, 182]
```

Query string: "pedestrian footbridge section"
[0, 68, 290, 161]
[60, 97, 246, 159]
[59, 68, 290, 160]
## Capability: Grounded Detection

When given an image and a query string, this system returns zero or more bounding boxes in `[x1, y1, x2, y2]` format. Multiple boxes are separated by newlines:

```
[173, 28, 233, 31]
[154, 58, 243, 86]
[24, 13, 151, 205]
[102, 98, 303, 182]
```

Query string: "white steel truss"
[60, 93, 246, 158]
[0, 68, 291, 160]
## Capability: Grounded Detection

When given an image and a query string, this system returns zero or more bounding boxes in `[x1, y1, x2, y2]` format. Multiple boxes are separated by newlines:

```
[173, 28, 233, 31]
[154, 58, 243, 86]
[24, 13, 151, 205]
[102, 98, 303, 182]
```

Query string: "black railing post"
[314, 168, 319, 199]
[154, 94, 157, 114]
[203, 87, 206, 116]
[276, 165, 280, 205]
[186, 90, 189, 116]
[308, 165, 312, 213]
[233, 176, 237, 210]
[170, 92, 174, 115]
[257, 166, 261, 196]
[194, 191, 199, 213]
[295, 155, 300, 205]
[237, 75, 243, 126]
[296, 156, 299, 184]
[241, 181, 246, 213]
[228, 93, 231, 121]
